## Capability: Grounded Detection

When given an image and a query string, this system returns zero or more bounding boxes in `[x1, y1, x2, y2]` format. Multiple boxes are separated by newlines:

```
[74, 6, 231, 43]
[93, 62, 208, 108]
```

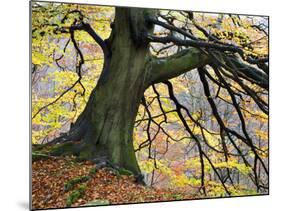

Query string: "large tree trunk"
[82, 10, 150, 174]
[53, 8, 155, 175]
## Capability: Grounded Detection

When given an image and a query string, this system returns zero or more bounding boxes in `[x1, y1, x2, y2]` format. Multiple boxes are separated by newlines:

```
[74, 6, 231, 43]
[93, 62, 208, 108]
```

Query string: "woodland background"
[0, 0, 280, 211]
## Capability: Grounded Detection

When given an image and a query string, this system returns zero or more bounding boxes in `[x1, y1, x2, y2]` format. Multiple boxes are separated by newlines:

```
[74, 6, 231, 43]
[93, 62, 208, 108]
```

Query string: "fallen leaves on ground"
[32, 156, 200, 209]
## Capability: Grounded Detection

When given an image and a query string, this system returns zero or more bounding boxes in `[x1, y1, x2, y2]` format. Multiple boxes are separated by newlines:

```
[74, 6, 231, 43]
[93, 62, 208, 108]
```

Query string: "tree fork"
[43, 7, 214, 178]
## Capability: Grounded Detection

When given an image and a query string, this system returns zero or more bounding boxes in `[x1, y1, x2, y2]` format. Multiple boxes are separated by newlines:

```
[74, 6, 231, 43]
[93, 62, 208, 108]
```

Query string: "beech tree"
[32, 2, 268, 193]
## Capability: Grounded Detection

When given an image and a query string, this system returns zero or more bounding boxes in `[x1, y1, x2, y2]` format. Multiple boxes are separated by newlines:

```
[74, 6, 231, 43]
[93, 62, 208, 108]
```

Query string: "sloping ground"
[32, 156, 200, 210]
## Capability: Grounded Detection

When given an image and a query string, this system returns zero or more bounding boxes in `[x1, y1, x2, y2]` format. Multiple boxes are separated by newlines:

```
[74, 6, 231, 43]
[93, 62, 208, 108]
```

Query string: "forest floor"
[32, 155, 201, 209]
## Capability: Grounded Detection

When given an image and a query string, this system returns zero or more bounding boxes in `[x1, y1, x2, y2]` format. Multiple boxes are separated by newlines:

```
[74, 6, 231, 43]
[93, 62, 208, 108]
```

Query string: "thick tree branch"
[148, 48, 209, 84]
[148, 45, 268, 90]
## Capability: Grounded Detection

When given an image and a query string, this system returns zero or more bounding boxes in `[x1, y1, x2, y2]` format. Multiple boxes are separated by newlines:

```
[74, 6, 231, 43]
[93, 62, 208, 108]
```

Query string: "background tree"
[32, 2, 268, 195]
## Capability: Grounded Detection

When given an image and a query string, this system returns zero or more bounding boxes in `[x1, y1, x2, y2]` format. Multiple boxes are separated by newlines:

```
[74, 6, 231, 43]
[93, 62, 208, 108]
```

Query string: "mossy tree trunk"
[48, 7, 209, 175]
[82, 8, 152, 174]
